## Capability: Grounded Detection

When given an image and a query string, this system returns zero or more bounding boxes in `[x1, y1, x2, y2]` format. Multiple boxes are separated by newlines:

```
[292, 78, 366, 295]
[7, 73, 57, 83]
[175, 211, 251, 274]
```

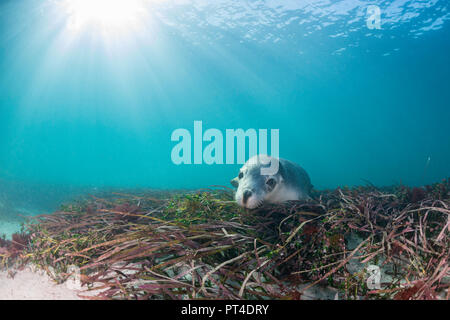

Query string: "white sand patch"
[0, 220, 23, 239]
[0, 207, 38, 239]
[0, 266, 86, 300]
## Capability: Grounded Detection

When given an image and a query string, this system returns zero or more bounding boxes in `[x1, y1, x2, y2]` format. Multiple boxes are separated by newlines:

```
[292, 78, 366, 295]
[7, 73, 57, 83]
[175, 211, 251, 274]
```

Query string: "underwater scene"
[0, 0, 449, 301]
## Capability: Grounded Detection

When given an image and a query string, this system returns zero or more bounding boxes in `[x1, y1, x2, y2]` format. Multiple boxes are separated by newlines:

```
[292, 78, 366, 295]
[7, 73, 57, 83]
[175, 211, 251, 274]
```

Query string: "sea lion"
[231, 155, 313, 209]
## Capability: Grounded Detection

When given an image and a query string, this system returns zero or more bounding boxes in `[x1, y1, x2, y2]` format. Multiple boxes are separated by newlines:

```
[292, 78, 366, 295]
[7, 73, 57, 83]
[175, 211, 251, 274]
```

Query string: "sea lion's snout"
[233, 170, 266, 209]
[242, 190, 252, 205]
[237, 188, 262, 209]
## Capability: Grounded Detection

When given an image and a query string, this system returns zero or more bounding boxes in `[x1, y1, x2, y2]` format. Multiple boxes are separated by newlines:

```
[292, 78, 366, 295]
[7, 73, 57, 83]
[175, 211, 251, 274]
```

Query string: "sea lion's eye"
[266, 178, 276, 190]
[238, 172, 243, 179]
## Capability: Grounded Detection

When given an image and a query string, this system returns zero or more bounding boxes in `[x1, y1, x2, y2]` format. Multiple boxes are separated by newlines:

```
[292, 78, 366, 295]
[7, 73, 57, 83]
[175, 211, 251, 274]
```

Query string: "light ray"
[63, 0, 149, 33]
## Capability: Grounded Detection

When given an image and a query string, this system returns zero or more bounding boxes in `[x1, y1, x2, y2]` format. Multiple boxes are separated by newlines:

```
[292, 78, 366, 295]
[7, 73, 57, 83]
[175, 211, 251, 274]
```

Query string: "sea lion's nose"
[243, 190, 252, 204]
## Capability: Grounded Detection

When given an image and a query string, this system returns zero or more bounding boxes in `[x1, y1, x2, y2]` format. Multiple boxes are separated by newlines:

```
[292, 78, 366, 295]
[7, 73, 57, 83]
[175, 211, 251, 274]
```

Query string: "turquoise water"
[0, 0, 449, 219]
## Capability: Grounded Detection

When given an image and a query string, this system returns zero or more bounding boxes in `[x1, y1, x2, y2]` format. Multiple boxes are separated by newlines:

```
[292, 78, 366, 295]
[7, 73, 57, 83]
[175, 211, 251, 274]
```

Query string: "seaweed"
[1, 179, 448, 300]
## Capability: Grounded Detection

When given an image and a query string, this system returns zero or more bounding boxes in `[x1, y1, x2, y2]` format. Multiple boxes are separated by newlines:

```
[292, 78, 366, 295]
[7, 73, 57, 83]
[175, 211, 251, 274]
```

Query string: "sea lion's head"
[231, 155, 282, 209]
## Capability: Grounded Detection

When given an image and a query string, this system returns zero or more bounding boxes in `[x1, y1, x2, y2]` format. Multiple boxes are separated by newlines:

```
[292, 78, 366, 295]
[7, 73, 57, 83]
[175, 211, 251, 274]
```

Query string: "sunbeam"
[62, 0, 150, 33]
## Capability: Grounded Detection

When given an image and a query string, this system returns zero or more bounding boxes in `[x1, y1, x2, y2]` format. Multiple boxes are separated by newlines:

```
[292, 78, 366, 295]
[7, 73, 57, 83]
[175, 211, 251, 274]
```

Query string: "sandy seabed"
[0, 220, 23, 239]
[0, 266, 84, 300]
[0, 266, 339, 300]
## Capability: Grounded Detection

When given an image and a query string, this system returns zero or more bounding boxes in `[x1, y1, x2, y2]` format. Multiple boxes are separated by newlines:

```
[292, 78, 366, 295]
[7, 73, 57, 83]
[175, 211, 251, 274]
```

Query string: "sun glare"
[64, 0, 148, 32]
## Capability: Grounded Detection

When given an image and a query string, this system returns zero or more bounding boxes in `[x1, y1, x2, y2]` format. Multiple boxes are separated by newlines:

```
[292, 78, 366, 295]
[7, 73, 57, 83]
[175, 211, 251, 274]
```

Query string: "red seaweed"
[1, 180, 448, 300]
